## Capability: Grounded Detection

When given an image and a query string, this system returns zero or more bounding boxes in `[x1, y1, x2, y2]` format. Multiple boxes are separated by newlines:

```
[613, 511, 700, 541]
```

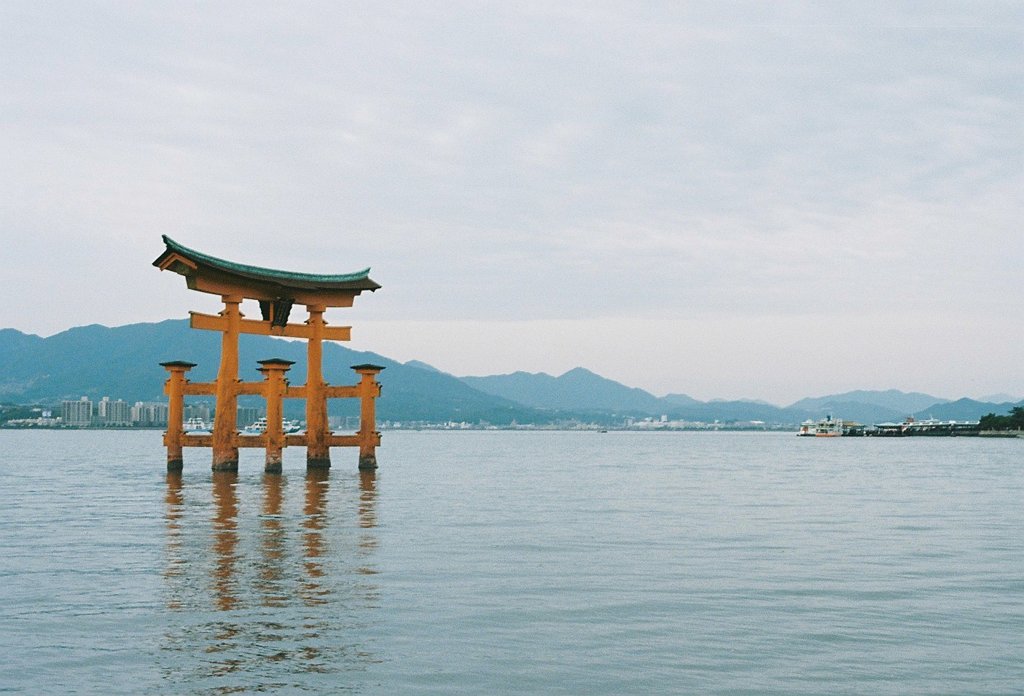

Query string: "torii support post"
[258, 358, 293, 473]
[305, 304, 330, 469]
[161, 361, 196, 471]
[212, 295, 242, 471]
[353, 364, 385, 470]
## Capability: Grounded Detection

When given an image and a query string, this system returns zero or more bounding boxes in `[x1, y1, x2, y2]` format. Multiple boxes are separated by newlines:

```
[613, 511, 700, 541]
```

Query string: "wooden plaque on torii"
[154, 236, 383, 472]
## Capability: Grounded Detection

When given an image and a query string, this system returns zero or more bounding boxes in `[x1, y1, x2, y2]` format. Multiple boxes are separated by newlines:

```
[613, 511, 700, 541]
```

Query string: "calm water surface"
[0, 430, 1022, 694]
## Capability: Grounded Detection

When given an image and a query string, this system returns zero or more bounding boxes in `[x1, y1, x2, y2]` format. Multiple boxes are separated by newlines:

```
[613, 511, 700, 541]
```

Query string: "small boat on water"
[183, 417, 211, 434]
[797, 415, 844, 437]
[241, 418, 304, 435]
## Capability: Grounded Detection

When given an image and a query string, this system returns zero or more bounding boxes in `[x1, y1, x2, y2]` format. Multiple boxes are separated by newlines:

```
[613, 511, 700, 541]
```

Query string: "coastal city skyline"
[2, 3, 1021, 404]
[2, 318, 1019, 426]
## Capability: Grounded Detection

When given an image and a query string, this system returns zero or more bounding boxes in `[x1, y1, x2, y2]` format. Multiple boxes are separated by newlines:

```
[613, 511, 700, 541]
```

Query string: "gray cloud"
[2, 2, 1021, 399]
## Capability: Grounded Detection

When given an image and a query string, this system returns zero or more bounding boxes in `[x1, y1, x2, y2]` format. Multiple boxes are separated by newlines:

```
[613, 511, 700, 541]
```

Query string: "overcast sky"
[2, 2, 1022, 404]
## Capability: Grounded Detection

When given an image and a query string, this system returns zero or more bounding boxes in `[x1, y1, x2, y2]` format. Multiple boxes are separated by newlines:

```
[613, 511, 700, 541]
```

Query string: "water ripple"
[1, 430, 1022, 693]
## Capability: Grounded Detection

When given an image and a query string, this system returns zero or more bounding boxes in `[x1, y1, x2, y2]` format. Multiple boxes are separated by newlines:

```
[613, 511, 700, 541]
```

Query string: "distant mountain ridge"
[909, 397, 1023, 422]
[788, 389, 950, 416]
[456, 367, 1019, 424]
[0, 320, 541, 424]
[1, 321, 1020, 425]
[460, 367, 665, 413]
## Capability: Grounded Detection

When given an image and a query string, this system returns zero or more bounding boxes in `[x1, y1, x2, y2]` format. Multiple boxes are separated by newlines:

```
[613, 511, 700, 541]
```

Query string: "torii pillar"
[212, 295, 242, 470]
[353, 364, 384, 470]
[161, 360, 196, 471]
[258, 358, 293, 473]
[305, 304, 330, 468]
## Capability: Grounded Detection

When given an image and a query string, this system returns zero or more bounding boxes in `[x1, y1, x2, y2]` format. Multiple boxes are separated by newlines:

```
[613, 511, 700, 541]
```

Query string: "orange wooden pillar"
[305, 304, 330, 469]
[161, 360, 196, 471]
[258, 358, 293, 473]
[352, 364, 384, 470]
[212, 295, 242, 471]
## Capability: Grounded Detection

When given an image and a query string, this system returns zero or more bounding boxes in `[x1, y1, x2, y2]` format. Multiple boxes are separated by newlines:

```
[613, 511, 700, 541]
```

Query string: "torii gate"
[154, 236, 383, 472]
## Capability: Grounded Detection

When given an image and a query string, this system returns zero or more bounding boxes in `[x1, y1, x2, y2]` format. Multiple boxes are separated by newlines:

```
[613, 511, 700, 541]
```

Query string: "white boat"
[797, 415, 844, 437]
[241, 418, 303, 435]
[183, 417, 211, 434]
[815, 416, 844, 437]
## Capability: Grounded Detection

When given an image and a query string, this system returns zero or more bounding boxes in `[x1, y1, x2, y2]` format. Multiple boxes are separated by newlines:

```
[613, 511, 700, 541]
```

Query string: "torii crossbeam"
[154, 236, 383, 472]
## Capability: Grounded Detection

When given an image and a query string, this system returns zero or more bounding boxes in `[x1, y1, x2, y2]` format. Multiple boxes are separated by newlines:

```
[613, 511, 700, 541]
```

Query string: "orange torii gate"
[154, 236, 383, 472]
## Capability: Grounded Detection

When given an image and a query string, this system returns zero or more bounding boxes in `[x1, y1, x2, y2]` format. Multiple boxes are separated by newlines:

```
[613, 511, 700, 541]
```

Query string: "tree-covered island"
[979, 407, 1024, 431]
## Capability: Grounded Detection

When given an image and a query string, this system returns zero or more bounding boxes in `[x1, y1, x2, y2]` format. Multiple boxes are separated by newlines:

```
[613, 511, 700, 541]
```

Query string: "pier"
[867, 419, 980, 437]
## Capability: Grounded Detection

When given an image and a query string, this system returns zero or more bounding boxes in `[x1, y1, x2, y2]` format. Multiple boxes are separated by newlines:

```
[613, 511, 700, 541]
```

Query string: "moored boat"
[797, 415, 844, 437]
[183, 417, 211, 434]
[241, 417, 304, 435]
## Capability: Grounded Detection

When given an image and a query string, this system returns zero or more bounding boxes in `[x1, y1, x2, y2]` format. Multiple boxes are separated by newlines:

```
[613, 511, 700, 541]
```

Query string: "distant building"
[132, 401, 169, 426]
[62, 397, 93, 427]
[237, 406, 259, 428]
[97, 397, 110, 421]
[184, 402, 212, 422]
[95, 397, 131, 426]
[105, 399, 132, 426]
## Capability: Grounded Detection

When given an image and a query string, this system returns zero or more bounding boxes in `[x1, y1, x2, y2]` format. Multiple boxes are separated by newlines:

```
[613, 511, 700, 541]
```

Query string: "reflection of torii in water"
[160, 470, 382, 684]
[154, 236, 384, 472]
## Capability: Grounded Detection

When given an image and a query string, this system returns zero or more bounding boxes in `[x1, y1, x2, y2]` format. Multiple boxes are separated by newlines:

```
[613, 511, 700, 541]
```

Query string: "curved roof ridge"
[161, 235, 375, 285]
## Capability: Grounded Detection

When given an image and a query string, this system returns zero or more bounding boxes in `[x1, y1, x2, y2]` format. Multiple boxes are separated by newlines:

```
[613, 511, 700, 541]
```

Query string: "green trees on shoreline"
[979, 407, 1024, 431]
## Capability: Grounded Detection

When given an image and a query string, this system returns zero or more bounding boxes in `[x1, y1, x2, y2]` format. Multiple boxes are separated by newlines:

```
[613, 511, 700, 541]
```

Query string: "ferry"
[797, 415, 844, 437]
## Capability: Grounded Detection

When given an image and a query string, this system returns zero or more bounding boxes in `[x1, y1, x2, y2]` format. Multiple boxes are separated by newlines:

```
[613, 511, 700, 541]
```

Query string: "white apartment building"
[61, 397, 93, 427]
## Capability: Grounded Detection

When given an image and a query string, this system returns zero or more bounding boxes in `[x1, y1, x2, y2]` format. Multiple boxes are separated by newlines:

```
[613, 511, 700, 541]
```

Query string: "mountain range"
[1, 320, 1020, 425]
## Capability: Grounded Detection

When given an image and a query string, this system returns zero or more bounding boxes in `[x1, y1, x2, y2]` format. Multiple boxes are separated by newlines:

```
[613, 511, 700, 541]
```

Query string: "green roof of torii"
[154, 235, 380, 293]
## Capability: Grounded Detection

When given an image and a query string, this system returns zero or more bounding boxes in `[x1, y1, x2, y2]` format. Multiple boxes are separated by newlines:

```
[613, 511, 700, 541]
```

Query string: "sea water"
[0, 430, 1021, 694]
